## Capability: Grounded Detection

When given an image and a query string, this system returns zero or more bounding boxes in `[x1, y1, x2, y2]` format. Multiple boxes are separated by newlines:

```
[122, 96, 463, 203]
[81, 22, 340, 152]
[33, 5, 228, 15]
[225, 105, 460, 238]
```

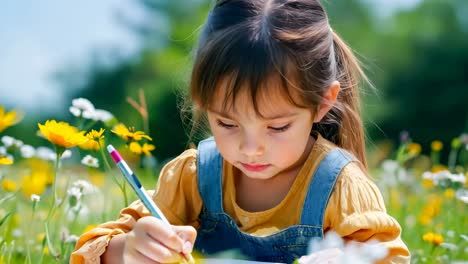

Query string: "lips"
[241, 163, 270, 172]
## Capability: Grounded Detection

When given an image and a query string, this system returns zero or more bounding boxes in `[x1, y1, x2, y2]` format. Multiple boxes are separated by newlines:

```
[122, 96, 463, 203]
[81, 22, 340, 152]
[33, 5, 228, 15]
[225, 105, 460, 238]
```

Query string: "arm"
[101, 234, 126, 264]
[70, 149, 202, 264]
[324, 162, 411, 264]
[70, 201, 147, 264]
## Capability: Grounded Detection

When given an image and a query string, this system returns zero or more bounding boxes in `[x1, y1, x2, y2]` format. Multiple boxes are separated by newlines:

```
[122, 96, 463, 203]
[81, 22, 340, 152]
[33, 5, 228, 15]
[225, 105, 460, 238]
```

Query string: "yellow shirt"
[71, 135, 410, 263]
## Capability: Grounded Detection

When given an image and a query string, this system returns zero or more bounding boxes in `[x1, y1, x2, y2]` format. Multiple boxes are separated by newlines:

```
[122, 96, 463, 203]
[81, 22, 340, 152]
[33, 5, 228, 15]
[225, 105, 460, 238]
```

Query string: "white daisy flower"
[422, 170, 466, 186]
[81, 109, 96, 120]
[67, 186, 83, 208]
[61, 149, 73, 159]
[1, 136, 15, 147]
[304, 231, 388, 264]
[0, 146, 6, 155]
[69, 106, 81, 117]
[35, 146, 56, 161]
[455, 189, 468, 204]
[67, 204, 89, 221]
[441, 242, 458, 251]
[12, 229, 23, 238]
[93, 109, 114, 122]
[81, 155, 99, 168]
[381, 159, 399, 175]
[71, 98, 95, 113]
[65, 235, 79, 244]
[20, 145, 35, 158]
[30, 194, 41, 203]
[72, 180, 98, 195]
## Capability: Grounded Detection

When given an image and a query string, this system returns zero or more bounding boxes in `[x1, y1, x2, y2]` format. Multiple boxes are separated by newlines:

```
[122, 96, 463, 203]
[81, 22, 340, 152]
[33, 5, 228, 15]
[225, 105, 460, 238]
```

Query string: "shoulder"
[157, 148, 198, 184]
[331, 160, 387, 213]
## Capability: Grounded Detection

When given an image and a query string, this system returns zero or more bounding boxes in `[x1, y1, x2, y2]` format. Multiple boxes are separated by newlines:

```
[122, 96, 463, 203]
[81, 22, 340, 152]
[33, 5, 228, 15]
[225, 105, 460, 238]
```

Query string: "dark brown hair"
[189, 0, 369, 167]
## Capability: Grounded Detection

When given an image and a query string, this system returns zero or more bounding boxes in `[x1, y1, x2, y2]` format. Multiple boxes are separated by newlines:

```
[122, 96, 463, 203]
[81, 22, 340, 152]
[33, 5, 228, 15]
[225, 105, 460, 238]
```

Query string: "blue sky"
[0, 0, 421, 116]
[0, 0, 141, 115]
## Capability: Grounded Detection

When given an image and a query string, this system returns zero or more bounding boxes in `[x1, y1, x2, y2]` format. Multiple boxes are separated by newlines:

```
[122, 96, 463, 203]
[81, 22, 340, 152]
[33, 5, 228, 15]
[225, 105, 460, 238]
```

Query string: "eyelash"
[217, 120, 237, 129]
[216, 120, 291, 132]
[269, 124, 291, 132]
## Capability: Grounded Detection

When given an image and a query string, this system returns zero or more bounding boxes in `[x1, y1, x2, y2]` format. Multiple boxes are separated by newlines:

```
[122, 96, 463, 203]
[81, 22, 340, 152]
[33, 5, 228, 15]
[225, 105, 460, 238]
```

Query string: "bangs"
[191, 24, 308, 117]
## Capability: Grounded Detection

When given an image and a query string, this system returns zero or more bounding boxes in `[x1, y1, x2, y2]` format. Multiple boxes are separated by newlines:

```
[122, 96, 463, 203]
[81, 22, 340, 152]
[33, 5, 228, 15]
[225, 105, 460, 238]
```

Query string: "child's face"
[206, 82, 315, 181]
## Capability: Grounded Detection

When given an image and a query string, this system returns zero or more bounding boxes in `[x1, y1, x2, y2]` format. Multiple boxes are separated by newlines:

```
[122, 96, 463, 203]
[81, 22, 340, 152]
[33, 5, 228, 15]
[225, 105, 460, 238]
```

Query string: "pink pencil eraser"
[107, 145, 122, 163]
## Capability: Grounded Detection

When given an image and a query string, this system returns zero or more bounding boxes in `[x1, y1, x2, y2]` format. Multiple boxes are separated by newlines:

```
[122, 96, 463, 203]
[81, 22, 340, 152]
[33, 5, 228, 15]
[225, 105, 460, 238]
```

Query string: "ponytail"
[329, 31, 369, 169]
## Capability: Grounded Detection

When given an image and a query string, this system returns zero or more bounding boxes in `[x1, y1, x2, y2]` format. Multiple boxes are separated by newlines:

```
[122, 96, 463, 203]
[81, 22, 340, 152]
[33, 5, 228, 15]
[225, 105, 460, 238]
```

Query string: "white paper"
[202, 259, 285, 264]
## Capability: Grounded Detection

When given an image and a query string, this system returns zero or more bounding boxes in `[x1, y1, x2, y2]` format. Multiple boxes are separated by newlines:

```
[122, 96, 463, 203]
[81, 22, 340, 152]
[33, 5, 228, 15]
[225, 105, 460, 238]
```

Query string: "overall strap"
[197, 137, 224, 213]
[300, 149, 354, 228]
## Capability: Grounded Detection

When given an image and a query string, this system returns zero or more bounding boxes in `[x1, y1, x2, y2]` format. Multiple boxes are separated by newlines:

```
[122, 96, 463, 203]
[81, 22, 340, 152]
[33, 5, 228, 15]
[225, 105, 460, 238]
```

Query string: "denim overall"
[194, 137, 354, 263]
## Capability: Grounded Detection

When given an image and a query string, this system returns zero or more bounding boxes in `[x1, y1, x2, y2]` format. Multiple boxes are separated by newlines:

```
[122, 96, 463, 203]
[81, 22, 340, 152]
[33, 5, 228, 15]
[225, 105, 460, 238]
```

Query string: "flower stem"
[447, 148, 458, 172]
[53, 151, 60, 204]
[99, 143, 128, 206]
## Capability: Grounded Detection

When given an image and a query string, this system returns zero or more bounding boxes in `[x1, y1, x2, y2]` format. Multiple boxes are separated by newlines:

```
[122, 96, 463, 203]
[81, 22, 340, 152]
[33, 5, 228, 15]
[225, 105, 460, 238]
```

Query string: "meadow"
[0, 99, 466, 263]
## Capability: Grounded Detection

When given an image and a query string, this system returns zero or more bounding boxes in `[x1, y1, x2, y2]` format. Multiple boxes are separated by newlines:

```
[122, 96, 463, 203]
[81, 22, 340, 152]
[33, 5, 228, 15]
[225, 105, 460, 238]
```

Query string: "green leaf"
[45, 222, 60, 258]
[0, 211, 13, 226]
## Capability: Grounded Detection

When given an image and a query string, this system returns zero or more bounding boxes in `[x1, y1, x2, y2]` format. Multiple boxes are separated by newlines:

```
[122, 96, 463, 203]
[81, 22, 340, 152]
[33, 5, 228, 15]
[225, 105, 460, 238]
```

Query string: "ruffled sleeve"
[70, 148, 202, 264]
[324, 162, 411, 264]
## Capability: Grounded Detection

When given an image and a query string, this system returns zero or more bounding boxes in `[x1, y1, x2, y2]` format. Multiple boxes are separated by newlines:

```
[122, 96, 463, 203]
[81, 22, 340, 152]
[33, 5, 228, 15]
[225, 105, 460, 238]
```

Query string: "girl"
[71, 0, 410, 263]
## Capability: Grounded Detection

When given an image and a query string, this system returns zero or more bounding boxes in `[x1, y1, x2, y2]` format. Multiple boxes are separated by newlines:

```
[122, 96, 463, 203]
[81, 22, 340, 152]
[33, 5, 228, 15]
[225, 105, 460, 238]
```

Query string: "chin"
[240, 168, 276, 180]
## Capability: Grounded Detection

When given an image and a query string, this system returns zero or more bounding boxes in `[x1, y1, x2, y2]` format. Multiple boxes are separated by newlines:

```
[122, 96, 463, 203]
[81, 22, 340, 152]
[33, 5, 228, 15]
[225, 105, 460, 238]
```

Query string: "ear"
[313, 81, 340, 123]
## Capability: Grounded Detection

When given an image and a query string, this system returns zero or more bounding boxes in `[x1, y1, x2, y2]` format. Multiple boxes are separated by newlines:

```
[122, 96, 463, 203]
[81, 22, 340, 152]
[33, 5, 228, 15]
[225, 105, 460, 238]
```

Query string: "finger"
[124, 234, 158, 264]
[139, 217, 186, 252]
[126, 249, 159, 264]
[172, 225, 197, 253]
[136, 240, 182, 263]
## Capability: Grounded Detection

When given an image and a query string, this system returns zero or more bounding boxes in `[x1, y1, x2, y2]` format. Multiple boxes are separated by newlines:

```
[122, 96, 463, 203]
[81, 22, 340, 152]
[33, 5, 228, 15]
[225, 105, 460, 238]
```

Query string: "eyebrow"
[208, 109, 299, 120]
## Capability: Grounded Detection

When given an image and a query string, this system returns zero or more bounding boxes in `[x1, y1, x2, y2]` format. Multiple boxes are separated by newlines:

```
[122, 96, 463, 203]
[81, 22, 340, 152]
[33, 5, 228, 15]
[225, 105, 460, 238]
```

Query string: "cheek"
[212, 134, 237, 163]
[272, 138, 304, 163]
[270, 128, 311, 163]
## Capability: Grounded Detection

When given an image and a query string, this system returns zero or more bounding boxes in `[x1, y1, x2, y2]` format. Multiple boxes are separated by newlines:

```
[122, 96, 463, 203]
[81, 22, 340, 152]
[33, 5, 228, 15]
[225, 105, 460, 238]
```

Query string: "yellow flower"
[38, 120, 88, 149]
[111, 124, 152, 142]
[1, 179, 17, 192]
[422, 178, 434, 189]
[444, 188, 455, 199]
[21, 172, 49, 197]
[0, 156, 13, 165]
[27, 158, 53, 184]
[37, 232, 46, 243]
[422, 232, 444, 246]
[419, 195, 442, 225]
[0, 105, 22, 133]
[431, 141, 443, 152]
[419, 214, 432, 226]
[129, 142, 155, 156]
[88, 170, 105, 187]
[431, 164, 448, 173]
[407, 143, 422, 155]
[79, 128, 105, 150]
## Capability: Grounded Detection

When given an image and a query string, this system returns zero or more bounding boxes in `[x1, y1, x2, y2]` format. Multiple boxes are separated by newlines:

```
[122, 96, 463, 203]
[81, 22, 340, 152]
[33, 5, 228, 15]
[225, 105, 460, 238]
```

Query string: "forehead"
[210, 75, 307, 118]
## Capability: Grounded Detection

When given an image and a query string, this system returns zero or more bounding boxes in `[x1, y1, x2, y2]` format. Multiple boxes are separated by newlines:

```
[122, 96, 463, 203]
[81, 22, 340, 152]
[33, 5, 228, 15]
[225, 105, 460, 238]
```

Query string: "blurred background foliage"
[4, 0, 468, 165]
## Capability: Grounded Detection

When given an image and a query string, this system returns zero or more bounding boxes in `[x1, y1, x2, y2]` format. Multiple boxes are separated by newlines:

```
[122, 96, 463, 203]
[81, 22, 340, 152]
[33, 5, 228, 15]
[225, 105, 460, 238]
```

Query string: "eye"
[217, 119, 237, 129]
[269, 124, 291, 132]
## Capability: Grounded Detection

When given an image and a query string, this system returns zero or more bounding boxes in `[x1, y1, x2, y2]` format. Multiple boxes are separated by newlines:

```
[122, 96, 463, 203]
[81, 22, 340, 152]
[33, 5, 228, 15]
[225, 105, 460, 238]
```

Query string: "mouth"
[241, 163, 271, 172]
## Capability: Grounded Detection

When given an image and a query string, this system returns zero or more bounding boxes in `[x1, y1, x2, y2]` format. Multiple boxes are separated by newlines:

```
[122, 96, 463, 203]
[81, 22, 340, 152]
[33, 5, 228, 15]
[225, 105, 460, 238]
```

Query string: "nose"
[239, 132, 264, 158]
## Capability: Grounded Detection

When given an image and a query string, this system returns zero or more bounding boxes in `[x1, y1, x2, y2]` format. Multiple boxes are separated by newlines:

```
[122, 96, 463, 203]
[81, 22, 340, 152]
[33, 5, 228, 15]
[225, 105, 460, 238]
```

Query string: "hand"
[298, 248, 343, 264]
[123, 216, 197, 264]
